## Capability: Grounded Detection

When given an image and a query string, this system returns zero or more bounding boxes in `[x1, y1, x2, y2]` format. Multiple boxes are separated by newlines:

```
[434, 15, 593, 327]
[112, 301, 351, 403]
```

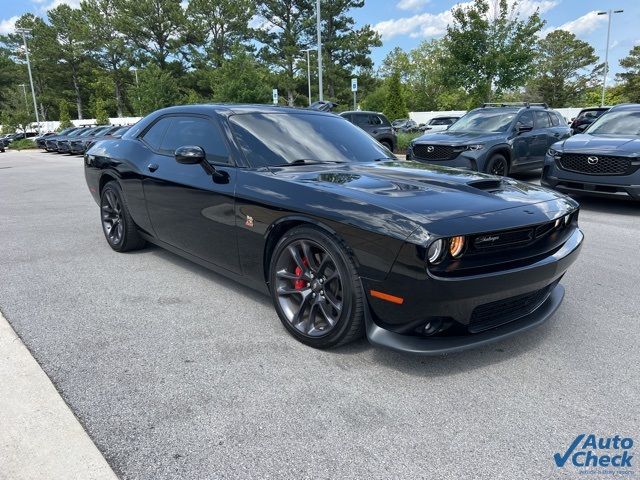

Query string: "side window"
[141, 117, 172, 150]
[160, 116, 230, 164]
[534, 110, 551, 129]
[550, 112, 560, 126]
[354, 114, 369, 126]
[342, 114, 353, 123]
[369, 115, 382, 125]
[378, 115, 391, 126]
[517, 111, 534, 129]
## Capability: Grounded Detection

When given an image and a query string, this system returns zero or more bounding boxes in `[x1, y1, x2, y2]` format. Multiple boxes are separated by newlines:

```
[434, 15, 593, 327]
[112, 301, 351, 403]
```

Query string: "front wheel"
[100, 181, 146, 252]
[269, 226, 365, 349]
[485, 153, 509, 176]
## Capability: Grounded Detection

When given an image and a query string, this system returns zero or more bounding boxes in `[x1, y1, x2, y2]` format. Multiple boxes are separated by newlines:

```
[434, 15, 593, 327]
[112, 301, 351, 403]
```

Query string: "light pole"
[18, 83, 28, 109]
[597, 9, 623, 107]
[16, 28, 40, 134]
[132, 66, 141, 115]
[316, 0, 323, 101]
[301, 48, 314, 105]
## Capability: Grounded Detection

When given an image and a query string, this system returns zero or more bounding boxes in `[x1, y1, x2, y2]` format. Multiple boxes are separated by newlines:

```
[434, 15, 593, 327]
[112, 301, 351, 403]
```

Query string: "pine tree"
[94, 98, 110, 124]
[384, 72, 408, 121]
[58, 100, 73, 129]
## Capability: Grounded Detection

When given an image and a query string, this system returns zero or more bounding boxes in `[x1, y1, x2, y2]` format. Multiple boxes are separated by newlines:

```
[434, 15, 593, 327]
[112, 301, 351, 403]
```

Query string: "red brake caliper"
[293, 258, 309, 290]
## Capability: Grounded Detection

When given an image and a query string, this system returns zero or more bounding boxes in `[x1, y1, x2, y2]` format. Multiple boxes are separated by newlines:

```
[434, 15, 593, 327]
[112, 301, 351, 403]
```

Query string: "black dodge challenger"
[84, 105, 583, 355]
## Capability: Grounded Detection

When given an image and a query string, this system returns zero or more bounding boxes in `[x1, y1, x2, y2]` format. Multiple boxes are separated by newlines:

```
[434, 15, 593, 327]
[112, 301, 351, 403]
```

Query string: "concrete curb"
[0, 311, 118, 480]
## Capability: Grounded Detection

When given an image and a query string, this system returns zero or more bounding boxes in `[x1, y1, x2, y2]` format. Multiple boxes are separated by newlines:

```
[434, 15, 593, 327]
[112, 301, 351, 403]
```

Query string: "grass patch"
[396, 132, 423, 154]
[8, 138, 37, 150]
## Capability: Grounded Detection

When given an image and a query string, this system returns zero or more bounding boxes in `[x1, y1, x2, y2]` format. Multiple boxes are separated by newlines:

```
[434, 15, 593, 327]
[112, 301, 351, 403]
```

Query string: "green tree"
[81, 0, 132, 117]
[255, 0, 314, 106]
[320, 0, 381, 102]
[131, 64, 181, 114]
[186, 0, 254, 68]
[94, 97, 110, 124]
[116, 0, 186, 70]
[384, 71, 408, 121]
[210, 50, 272, 103]
[48, 4, 92, 119]
[443, 0, 544, 105]
[616, 45, 640, 103]
[1, 87, 33, 133]
[58, 100, 73, 129]
[527, 30, 597, 107]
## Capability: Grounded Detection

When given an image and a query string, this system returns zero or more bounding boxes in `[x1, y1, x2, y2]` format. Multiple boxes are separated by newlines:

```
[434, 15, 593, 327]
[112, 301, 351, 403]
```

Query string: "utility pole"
[316, 0, 323, 101]
[16, 28, 40, 134]
[18, 83, 28, 109]
[132, 66, 141, 115]
[301, 48, 314, 105]
[597, 9, 623, 107]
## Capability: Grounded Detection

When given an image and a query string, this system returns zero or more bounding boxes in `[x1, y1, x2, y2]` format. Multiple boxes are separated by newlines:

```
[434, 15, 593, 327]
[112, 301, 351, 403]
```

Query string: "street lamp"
[131, 66, 141, 115]
[316, 0, 323, 101]
[597, 9, 624, 107]
[301, 48, 314, 106]
[15, 28, 40, 134]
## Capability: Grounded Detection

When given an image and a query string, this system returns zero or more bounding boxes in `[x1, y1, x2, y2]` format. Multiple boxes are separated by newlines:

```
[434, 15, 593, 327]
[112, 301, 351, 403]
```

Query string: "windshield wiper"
[273, 159, 346, 167]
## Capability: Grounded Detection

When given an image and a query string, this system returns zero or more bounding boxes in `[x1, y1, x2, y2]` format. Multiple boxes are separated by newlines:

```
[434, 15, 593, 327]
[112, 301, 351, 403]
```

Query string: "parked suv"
[339, 111, 397, 152]
[570, 107, 609, 134]
[407, 103, 571, 175]
[542, 103, 640, 200]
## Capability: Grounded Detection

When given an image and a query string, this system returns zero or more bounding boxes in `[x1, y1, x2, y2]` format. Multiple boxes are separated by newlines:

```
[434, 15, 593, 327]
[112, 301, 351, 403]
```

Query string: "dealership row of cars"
[39, 124, 131, 154]
[340, 102, 639, 201]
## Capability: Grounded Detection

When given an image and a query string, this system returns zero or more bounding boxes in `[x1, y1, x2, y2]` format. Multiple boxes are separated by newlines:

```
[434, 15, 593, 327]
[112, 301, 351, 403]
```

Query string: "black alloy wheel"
[100, 181, 146, 252]
[270, 226, 364, 349]
[486, 154, 509, 176]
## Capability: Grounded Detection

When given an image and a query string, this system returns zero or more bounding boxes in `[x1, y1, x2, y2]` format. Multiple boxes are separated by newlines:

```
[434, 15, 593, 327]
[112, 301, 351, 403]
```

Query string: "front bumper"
[69, 142, 85, 154]
[57, 141, 70, 153]
[407, 149, 482, 171]
[364, 227, 583, 355]
[541, 153, 640, 200]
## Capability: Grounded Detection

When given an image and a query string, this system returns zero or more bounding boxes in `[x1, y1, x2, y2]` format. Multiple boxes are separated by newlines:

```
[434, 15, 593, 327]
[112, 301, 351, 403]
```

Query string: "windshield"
[448, 110, 516, 133]
[229, 112, 393, 167]
[586, 110, 640, 136]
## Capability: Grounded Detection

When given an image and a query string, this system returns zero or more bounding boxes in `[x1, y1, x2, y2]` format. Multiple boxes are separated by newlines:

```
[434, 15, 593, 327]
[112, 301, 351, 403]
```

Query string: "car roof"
[153, 103, 339, 118]
[340, 110, 385, 116]
[608, 103, 640, 112]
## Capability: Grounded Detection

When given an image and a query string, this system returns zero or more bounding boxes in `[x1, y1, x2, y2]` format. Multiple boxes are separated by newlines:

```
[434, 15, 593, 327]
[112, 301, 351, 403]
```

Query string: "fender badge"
[245, 215, 254, 228]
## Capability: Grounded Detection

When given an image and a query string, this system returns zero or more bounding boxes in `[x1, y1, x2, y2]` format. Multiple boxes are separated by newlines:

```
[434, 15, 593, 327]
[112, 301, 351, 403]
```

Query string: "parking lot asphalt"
[0, 150, 638, 480]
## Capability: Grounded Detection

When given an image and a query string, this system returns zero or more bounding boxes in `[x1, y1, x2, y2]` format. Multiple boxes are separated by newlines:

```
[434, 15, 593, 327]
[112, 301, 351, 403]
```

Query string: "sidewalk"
[0, 310, 118, 480]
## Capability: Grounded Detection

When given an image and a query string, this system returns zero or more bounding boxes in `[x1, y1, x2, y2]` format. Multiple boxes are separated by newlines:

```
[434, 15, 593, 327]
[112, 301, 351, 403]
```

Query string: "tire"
[100, 181, 146, 252]
[380, 139, 393, 152]
[269, 225, 365, 349]
[485, 153, 509, 176]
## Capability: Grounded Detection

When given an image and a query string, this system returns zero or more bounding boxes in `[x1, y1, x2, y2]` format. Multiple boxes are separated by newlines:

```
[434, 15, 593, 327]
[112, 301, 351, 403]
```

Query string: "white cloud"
[39, 0, 81, 12]
[397, 0, 430, 11]
[0, 16, 19, 34]
[554, 11, 607, 36]
[374, 0, 557, 40]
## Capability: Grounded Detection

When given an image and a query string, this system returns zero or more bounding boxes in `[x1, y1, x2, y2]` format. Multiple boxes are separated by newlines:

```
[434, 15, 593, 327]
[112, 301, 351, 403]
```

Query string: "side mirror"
[516, 124, 533, 133]
[175, 145, 205, 164]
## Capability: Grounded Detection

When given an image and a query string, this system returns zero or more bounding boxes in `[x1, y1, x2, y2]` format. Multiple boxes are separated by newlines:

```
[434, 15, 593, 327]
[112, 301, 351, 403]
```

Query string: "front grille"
[468, 283, 555, 333]
[558, 153, 634, 176]
[472, 227, 533, 250]
[413, 144, 460, 161]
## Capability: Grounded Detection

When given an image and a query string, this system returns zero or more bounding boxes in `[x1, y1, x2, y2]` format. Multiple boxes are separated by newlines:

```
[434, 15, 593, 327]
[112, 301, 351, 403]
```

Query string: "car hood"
[413, 131, 503, 145]
[270, 160, 575, 237]
[557, 133, 640, 155]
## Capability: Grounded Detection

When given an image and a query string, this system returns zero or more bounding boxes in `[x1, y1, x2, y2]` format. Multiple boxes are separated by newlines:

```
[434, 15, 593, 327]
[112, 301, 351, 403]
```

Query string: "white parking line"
[0, 311, 118, 480]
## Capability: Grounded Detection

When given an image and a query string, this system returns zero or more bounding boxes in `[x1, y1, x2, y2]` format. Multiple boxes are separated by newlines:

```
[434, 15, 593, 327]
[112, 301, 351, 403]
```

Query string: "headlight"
[548, 148, 561, 157]
[465, 144, 484, 151]
[427, 239, 445, 264]
[563, 213, 571, 226]
[449, 236, 466, 258]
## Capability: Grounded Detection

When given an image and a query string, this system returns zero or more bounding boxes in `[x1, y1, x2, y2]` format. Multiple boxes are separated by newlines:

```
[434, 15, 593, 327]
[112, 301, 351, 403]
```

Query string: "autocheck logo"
[554, 434, 634, 474]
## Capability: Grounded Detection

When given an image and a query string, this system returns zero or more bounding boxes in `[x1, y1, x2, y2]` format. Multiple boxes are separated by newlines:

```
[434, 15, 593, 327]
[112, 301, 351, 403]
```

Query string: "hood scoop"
[466, 179, 504, 192]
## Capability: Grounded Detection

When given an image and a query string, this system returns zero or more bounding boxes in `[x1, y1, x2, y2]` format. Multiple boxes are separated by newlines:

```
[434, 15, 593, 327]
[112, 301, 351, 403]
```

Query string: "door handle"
[147, 163, 159, 172]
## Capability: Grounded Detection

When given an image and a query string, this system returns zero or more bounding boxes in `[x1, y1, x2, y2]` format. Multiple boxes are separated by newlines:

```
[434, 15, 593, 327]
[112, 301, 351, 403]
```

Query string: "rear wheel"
[100, 181, 146, 252]
[485, 153, 509, 176]
[269, 226, 365, 349]
[380, 139, 393, 152]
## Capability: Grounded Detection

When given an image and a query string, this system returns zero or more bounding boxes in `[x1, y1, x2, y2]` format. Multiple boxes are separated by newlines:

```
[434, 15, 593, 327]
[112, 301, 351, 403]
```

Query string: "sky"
[0, 0, 638, 79]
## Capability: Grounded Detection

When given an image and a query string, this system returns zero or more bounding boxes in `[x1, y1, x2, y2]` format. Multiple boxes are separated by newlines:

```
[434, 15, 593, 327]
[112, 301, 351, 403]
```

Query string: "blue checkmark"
[554, 434, 586, 467]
